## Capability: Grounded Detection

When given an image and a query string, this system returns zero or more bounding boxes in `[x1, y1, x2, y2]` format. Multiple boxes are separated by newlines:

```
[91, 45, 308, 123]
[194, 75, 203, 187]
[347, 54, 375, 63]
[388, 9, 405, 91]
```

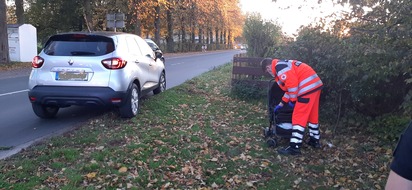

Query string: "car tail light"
[32, 56, 44, 68]
[29, 96, 36, 102]
[101, 58, 127, 69]
[72, 34, 87, 39]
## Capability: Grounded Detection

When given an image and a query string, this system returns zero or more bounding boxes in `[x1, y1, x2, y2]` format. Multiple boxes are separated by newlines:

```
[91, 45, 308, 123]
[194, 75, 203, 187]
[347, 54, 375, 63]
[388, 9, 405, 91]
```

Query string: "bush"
[230, 81, 267, 101]
[368, 115, 411, 142]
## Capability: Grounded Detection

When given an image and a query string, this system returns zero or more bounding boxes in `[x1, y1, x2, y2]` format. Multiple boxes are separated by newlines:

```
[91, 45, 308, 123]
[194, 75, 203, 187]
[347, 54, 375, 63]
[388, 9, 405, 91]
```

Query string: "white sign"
[106, 13, 125, 28]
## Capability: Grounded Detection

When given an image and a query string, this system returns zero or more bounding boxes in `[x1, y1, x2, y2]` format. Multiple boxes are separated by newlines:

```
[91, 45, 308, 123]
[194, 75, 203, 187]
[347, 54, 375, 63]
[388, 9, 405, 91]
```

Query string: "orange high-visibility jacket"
[271, 59, 323, 103]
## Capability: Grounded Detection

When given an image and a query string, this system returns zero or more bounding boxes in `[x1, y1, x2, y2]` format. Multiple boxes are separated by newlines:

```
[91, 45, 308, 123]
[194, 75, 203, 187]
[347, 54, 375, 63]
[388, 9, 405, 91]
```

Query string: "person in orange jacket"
[262, 58, 323, 155]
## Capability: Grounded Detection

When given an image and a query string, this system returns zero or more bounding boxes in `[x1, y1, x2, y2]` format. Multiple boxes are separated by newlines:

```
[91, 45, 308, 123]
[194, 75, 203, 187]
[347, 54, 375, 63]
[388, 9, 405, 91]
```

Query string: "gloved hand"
[288, 101, 295, 108]
[274, 104, 283, 113]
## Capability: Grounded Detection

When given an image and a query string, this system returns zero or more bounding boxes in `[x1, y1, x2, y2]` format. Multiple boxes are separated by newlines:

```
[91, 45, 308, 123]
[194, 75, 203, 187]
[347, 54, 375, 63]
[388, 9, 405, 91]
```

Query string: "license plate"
[56, 71, 88, 81]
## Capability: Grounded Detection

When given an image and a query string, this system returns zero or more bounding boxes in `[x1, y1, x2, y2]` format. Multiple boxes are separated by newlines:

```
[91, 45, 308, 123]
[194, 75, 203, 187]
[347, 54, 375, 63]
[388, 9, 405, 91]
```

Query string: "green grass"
[0, 63, 397, 189]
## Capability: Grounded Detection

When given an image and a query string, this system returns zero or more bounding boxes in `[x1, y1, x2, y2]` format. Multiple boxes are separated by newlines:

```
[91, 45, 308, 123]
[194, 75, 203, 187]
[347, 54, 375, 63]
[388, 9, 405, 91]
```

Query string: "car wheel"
[32, 103, 59, 119]
[153, 71, 166, 95]
[119, 83, 140, 118]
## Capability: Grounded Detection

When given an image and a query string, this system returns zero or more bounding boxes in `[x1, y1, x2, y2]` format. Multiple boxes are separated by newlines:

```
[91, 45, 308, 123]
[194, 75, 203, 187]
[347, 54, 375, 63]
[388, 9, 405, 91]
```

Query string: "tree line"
[0, 0, 244, 64]
[243, 0, 411, 128]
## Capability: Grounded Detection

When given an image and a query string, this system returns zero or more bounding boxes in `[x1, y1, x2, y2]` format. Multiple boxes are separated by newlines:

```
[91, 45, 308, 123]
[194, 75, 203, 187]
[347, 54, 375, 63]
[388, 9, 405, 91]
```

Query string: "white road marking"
[0, 89, 29, 97]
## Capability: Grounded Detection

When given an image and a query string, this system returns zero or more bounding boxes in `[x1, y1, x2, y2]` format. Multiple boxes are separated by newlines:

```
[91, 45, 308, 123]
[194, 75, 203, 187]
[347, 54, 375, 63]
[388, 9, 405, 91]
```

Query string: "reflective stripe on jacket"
[271, 59, 323, 103]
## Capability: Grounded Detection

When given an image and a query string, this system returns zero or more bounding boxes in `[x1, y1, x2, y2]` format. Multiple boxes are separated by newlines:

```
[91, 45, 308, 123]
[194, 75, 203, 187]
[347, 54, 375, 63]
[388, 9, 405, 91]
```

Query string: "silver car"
[28, 32, 166, 118]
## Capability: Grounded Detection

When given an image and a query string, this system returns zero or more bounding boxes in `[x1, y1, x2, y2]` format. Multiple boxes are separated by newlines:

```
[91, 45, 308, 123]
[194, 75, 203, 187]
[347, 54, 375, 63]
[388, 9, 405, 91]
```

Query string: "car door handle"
[135, 60, 139, 63]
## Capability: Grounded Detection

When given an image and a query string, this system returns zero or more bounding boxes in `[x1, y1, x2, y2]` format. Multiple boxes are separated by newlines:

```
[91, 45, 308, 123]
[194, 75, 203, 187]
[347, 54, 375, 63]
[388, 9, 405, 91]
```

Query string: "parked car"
[28, 32, 166, 118]
[144, 39, 165, 63]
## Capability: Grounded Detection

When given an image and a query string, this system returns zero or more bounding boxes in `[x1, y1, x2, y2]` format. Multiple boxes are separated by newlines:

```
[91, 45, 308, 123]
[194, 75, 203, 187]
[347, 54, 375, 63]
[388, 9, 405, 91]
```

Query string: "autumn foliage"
[8, 0, 244, 53]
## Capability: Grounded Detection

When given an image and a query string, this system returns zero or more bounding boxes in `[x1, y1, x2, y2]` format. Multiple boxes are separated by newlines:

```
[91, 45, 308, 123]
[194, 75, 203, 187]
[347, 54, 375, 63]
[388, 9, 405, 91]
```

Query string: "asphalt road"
[0, 49, 242, 159]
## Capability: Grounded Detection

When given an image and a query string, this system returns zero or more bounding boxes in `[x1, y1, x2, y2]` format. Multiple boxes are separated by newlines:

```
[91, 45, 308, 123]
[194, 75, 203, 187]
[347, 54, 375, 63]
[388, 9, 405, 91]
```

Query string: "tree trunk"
[198, 28, 203, 44]
[83, 0, 93, 31]
[181, 19, 186, 43]
[133, 8, 142, 36]
[215, 28, 219, 44]
[220, 30, 223, 44]
[208, 27, 212, 44]
[215, 27, 219, 49]
[0, 0, 10, 64]
[181, 23, 186, 51]
[166, 2, 174, 53]
[206, 28, 209, 44]
[191, 25, 195, 44]
[223, 30, 227, 44]
[15, 0, 24, 24]
[228, 30, 232, 47]
[154, 4, 160, 44]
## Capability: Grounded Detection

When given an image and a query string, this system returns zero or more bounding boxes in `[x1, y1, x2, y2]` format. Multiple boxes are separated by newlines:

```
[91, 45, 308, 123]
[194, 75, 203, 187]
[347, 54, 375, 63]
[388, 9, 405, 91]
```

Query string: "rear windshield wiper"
[70, 51, 96, 56]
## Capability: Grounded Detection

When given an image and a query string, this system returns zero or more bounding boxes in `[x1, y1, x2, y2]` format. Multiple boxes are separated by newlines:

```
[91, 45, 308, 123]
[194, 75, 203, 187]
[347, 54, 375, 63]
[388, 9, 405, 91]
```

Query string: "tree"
[243, 13, 281, 57]
[272, 0, 411, 126]
[165, 0, 175, 52]
[0, 0, 10, 64]
[15, 0, 23, 24]
[344, 0, 412, 117]
[22, 0, 244, 53]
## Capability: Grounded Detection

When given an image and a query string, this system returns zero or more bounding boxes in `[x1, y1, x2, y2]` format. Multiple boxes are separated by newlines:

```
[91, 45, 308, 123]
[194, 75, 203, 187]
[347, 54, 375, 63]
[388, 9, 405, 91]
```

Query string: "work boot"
[277, 146, 301, 155]
[307, 138, 321, 148]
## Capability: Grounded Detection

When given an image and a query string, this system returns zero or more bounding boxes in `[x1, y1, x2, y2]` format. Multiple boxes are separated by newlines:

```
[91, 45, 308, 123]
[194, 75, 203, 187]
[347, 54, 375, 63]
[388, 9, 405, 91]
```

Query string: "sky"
[238, 0, 350, 36]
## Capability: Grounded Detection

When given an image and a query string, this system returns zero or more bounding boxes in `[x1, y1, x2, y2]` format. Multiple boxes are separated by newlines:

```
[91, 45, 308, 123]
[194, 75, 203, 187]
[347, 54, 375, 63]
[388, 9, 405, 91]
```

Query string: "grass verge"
[0, 63, 397, 189]
[0, 62, 31, 71]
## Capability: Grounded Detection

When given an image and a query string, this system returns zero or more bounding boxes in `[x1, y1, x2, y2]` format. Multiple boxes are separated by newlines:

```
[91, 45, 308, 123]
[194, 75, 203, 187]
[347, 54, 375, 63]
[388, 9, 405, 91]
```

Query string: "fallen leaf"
[212, 182, 218, 188]
[294, 178, 302, 185]
[163, 182, 171, 188]
[261, 161, 270, 167]
[118, 166, 128, 173]
[246, 182, 253, 187]
[154, 140, 165, 145]
[86, 172, 97, 179]
[96, 146, 104, 150]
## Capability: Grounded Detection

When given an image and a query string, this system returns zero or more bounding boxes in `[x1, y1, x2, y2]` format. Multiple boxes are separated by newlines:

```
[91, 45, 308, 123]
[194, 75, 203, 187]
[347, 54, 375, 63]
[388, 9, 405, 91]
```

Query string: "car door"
[125, 36, 151, 87]
[134, 36, 160, 83]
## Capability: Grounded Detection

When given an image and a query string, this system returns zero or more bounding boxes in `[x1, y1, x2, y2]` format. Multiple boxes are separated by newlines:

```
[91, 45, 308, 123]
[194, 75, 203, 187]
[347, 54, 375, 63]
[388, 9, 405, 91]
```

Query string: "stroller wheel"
[263, 127, 270, 137]
[266, 138, 277, 147]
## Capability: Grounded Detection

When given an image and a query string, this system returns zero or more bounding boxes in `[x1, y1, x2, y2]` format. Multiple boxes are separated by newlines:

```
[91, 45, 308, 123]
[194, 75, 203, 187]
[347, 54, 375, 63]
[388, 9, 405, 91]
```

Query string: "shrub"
[230, 80, 267, 101]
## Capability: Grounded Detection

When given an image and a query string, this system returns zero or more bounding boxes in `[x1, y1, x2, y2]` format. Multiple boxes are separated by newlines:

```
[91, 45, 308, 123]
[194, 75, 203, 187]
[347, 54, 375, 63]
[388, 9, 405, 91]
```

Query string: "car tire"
[119, 83, 140, 118]
[153, 71, 166, 95]
[32, 103, 59, 119]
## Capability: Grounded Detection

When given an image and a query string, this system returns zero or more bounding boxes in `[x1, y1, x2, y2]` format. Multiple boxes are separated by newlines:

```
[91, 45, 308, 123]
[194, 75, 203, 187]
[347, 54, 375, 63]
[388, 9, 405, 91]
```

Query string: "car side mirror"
[155, 50, 162, 59]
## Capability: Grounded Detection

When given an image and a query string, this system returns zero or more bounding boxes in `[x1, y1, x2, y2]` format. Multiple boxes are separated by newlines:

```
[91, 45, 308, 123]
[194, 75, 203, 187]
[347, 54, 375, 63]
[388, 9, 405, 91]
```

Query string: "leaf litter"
[0, 64, 394, 189]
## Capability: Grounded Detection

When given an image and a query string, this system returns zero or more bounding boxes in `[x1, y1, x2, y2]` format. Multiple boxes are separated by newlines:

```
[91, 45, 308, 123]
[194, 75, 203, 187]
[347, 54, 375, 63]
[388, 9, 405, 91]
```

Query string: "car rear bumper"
[28, 86, 127, 107]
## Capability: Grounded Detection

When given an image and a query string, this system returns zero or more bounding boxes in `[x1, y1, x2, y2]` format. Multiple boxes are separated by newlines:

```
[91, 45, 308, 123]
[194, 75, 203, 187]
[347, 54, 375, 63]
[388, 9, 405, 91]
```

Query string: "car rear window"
[43, 34, 115, 56]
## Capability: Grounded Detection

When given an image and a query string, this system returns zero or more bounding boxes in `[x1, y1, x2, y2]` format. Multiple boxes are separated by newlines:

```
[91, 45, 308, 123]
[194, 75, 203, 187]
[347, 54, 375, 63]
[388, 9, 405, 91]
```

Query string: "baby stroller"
[263, 79, 294, 147]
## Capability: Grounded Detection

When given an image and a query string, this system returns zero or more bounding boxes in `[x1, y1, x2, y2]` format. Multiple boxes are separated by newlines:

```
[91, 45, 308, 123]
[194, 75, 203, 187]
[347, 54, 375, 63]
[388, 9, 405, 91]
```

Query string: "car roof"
[53, 31, 133, 37]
